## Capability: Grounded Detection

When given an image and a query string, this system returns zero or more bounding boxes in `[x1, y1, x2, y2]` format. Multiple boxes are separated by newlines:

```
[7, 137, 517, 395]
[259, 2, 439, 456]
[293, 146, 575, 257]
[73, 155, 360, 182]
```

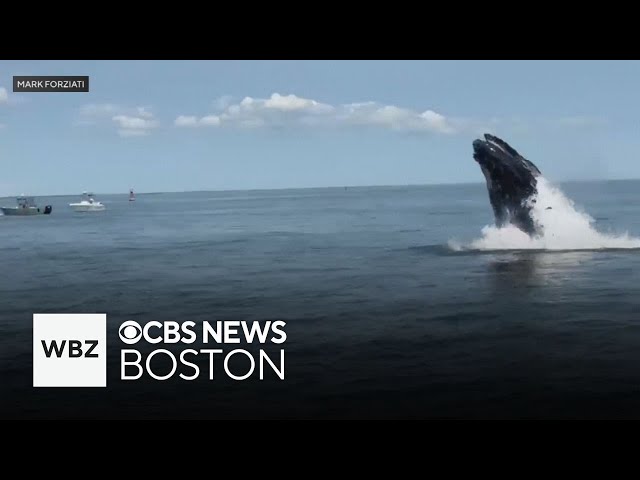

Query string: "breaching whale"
[472, 133, 543, 237]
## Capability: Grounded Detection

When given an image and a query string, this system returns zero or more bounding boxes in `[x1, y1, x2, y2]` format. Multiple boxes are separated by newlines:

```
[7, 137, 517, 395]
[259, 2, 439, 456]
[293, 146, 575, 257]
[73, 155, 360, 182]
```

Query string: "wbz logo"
[33, 314, 107, 387]
[41, 339, 99, 358]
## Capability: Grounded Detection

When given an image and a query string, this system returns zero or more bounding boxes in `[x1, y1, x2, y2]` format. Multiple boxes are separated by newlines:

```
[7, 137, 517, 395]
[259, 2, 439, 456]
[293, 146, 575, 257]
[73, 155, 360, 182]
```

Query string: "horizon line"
[1, 177, 639, 198]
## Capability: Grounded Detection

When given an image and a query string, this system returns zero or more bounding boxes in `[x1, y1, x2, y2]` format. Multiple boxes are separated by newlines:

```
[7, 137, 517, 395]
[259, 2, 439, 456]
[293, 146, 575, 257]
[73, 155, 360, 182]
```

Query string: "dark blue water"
[3, 181, 640, 419]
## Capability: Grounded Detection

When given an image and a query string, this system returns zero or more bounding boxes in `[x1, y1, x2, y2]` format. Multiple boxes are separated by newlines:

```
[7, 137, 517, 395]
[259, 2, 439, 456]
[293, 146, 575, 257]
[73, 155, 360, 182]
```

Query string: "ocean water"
[2, 180, 640, 419]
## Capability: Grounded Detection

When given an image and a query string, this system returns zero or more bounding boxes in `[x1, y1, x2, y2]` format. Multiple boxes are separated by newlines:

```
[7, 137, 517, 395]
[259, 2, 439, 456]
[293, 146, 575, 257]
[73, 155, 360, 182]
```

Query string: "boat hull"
[1, 206, 52, 216]
[69, 204, 105, 212]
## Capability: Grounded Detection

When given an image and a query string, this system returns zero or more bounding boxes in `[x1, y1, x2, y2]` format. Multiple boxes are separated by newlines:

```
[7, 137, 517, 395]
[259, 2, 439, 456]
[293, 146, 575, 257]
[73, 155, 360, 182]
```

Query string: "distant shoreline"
[1, 178, 638, 199]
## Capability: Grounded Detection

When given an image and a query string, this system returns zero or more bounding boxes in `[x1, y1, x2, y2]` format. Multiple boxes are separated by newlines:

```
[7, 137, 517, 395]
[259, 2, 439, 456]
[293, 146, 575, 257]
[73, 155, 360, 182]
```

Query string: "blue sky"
[1, 60, 639, 195]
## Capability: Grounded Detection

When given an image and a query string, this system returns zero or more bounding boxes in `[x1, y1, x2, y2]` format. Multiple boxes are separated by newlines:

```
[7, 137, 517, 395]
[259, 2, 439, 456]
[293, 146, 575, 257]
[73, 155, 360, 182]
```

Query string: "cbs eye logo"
[119, 321, 142, 344]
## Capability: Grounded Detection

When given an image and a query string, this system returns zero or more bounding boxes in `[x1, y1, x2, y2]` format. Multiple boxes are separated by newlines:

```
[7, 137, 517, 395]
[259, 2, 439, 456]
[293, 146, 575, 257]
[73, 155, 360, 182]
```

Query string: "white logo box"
[33, 313, 107, 387]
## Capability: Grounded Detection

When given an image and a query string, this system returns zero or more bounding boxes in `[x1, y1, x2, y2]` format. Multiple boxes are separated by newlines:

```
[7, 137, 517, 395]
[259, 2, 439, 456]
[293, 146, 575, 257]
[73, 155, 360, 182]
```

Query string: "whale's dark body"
[472, 134, 543, 237]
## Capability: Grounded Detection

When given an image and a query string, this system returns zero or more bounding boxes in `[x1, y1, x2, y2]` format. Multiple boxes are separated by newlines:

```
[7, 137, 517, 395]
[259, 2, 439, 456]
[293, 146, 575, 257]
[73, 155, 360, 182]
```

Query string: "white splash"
[451, 177, 640, 251]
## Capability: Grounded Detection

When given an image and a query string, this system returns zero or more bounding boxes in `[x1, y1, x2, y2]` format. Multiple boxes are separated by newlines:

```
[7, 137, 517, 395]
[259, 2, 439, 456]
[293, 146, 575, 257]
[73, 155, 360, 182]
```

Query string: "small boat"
[0, 196, 52, 216]
[69, 192, 106, 212]
[129, 188, 136, 202]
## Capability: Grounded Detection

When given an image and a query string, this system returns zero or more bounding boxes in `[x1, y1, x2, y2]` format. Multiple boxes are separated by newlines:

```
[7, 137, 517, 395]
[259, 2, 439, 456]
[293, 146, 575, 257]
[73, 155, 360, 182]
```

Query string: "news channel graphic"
[33, 314, 106, 387]
[32, 314, 287, 386]
[13, 76, 89, 93]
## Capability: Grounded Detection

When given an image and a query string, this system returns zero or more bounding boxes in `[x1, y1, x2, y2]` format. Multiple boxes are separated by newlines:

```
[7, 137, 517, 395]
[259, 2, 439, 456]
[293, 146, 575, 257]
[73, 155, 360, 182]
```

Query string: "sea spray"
[451, 177, 640, 251]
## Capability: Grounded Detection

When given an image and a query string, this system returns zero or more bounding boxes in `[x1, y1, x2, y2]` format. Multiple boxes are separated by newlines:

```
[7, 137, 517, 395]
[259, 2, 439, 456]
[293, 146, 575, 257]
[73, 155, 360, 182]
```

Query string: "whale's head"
[472, 134, 542, 236]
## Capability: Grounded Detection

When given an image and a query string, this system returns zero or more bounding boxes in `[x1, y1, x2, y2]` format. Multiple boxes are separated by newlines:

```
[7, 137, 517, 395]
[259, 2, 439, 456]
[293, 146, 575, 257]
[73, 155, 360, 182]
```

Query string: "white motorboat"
[69, 192, 106, 212]
[0, 196, 52, 216]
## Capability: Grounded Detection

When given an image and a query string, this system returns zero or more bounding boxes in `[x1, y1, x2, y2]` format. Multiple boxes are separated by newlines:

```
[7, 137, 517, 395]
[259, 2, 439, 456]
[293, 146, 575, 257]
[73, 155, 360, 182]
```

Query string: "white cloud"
[342, 103, 455, 134]
[136, 107, 154, 119]
[80, 104, 156, 122]
[175, 93, 455, 135]
[200, 115, 221, 126]
[78, 97, 608, 140]
[0, 87, 8, 104]
[112, 114, 158, 138]
[77, 103, 159, 137]
[420, 110, 452, 133]
[263, 93, 333, 113]
[175, 114, 220, 128]
[112, 115, 158, 130]
[175, 115, 199, 127]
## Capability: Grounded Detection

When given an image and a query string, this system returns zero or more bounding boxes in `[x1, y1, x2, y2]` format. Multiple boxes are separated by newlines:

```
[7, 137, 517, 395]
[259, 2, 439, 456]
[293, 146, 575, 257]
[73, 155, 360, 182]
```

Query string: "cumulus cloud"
[341, 102, 454, 133]
[135, 107, 154, 119]
[77, 97, 607, 139]
[200, 115, 221, 126]
[112, 115, 157, 130]
[77, 103, 159, 136]
[263, 93, 333, 113]
[174, 114, 220, 127]
[175, 92, 455, 134]
[174, 115, 198, 127]
[112, 114, 158, 137]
